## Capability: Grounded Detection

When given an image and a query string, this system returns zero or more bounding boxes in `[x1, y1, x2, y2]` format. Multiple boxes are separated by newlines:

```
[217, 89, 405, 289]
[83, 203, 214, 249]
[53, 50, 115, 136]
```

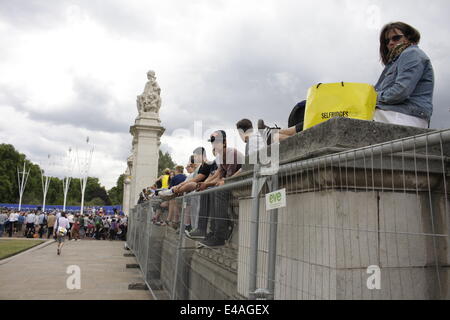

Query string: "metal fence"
[127, 129, 450, 300]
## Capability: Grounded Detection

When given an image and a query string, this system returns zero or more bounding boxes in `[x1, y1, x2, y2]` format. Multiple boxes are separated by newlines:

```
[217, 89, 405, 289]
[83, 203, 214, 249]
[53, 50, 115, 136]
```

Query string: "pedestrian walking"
[54, 212, 70, 255]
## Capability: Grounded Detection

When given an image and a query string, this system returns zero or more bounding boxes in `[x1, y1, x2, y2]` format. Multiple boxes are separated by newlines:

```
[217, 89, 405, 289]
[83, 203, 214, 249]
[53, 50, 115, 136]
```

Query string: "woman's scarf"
[387, 42, 412, 64]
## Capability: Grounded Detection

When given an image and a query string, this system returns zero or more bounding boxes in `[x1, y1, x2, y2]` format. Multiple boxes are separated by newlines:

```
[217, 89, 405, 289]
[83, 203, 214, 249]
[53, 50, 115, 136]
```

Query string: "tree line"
[0, 144, 177, 206]
[0, 144, 119, 206]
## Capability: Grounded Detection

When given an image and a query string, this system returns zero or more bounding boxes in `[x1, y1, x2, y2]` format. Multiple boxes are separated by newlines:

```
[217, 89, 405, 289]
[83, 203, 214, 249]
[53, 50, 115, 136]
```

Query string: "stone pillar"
[128, 70, 165, 210]
[130, 116, 164, 207]
[128, 139, 137, 212]
[122, 166, 131, 215]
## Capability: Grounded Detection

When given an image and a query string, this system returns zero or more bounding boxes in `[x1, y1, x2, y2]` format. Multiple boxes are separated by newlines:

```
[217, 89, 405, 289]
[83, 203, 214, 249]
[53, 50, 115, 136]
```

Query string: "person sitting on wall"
[257, 22, 434, 145]
[160, 148, 217, 197]
[171, 149, 218, 234]
[257, 100, 307, 146]
[137, 188, 147, 204]
[155, 168, 171, 190]
[236, 118, 266, 157]
[191, 130, 244, 247]
[373, 21, 434, 128]
[161, 165, 186, 230]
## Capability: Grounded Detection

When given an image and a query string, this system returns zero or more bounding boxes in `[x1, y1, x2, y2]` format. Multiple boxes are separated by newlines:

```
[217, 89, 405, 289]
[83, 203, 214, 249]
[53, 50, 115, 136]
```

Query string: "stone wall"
[127, 118, 449, 300]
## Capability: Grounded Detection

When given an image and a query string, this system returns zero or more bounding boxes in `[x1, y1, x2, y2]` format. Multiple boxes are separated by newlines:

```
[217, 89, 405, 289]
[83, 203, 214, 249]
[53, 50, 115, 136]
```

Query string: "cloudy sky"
[1, 0, 449, 189]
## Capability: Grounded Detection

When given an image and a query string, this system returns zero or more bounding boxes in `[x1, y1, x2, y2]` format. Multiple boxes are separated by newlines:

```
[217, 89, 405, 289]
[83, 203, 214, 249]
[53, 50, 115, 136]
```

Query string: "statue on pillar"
[137, 70, 162, 115]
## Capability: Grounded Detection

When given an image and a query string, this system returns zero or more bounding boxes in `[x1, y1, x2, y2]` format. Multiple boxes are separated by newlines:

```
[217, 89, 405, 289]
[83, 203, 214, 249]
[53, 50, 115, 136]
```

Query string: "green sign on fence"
[265, 188, 286, 211]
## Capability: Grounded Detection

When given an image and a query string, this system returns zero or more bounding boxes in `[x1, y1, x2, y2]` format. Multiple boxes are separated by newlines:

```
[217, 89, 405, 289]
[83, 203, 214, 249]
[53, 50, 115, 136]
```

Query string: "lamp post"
[17, 162, 31, 211]
[62, 148, 75, 212]
[77, 137, 94, 216]
[40, 154, 54, 212]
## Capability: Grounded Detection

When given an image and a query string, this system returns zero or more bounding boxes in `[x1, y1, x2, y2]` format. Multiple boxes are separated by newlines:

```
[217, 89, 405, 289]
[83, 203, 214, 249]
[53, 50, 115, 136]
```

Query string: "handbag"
[303, 82, 377, 130]
[56, 217, 67, 236]
[57, 226, 67, 236]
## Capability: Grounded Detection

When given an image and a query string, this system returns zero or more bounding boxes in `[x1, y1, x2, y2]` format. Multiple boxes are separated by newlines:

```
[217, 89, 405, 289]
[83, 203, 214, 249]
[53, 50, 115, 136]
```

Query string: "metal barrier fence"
[127, 129, 450, 300]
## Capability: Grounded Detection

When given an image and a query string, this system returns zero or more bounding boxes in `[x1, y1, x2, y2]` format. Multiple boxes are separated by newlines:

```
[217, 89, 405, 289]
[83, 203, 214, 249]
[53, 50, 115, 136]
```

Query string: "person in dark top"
[170, 147, 217, 195]
[137, 188, 148, 204]
[169, 166, 187, 188]
[257, 100, 307, 146]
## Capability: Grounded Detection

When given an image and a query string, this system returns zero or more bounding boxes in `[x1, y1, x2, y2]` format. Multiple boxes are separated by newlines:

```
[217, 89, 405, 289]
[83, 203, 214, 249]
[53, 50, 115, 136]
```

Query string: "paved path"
[0, 239, 153, 300]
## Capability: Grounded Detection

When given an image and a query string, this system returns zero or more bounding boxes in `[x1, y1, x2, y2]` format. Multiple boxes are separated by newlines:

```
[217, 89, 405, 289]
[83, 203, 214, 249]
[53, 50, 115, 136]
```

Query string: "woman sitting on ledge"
[373, 21, 434, 128]
[258, 21, 435, 144]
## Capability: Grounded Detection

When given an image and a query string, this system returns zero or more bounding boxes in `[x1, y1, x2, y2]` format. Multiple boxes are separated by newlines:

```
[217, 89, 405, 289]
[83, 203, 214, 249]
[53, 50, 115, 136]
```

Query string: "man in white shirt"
[25, 212, 36, 237]
[54, 212, 70, 255]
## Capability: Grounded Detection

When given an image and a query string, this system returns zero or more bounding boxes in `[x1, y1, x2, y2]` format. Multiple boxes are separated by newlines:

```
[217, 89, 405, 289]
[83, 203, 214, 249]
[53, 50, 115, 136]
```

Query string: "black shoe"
[258, 119, 268, 130]
[185, 225, 192, 233]
[200, 235, 225, 247]
[258, 119, 280, 130]
[258, 120, 280, 146]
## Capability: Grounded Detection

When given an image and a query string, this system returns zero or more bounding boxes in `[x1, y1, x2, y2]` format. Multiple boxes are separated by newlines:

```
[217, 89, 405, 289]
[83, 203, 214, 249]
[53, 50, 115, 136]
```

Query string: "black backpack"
[288, 100, 307, 131]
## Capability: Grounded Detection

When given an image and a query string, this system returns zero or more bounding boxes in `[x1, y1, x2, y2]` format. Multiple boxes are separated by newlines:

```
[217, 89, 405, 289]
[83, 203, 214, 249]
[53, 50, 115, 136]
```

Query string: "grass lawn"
[0, 239, 46, 260]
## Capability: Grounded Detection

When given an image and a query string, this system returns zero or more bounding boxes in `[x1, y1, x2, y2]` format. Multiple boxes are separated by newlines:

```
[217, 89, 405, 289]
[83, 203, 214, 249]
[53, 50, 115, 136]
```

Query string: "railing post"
[249, 164, 261, 299]
[266, 174, 279, 299]
[172, 196, 186, 300]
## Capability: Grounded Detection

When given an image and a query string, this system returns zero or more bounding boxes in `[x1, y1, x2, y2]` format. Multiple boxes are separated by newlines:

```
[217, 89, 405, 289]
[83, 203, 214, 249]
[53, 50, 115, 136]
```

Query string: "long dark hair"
[379, 22, 421, 65]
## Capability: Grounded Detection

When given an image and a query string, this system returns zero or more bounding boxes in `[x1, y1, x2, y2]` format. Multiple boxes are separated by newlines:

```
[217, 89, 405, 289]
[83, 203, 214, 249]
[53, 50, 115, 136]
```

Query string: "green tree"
[108, 174, 125, 205]
[86, 197, 105, 206]
[158, 150, 176, 176]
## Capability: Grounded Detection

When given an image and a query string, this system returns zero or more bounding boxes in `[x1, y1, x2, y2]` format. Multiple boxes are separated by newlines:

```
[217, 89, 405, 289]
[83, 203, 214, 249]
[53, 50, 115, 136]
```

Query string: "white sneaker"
[158, 189, 177, 200]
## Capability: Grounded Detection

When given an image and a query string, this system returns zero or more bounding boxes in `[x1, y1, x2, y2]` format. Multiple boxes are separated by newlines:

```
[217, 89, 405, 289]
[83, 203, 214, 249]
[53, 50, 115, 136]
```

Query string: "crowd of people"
[135, 22, 435, 248]
[138, 129, 244, 247]
[0, 208, 128, 245]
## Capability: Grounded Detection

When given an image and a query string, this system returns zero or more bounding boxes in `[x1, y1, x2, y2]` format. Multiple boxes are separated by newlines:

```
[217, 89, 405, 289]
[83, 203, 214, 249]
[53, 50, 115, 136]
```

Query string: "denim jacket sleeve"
[376, 49, 425, 105]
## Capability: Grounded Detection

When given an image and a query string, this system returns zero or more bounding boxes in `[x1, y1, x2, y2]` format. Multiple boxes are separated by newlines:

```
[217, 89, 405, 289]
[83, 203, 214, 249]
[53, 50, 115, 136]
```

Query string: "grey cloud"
[159, 0, 450, 132]
[0, 0, 67, 30]
[2, 0, 450, 188]
[77, 0, 158, 41]
[1, 76, 131, 134]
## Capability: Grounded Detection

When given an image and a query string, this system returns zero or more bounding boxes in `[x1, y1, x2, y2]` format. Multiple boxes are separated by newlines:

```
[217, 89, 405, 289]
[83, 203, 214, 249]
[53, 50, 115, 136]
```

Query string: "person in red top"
[71, 214, 81, 241]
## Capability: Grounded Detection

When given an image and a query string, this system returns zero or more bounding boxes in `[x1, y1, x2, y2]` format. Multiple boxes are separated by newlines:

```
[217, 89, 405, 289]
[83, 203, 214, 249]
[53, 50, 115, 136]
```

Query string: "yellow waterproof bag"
[303, 82, 377, 130]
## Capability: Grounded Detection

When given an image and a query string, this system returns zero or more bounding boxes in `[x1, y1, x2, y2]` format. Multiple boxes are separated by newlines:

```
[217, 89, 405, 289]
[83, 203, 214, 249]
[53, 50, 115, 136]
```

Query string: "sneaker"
[158, 189, 177, 200]
[57, 249, 60, 255]
[185, 225, 192, 233]
[186, 229, 206, 239]
[200, 235, 225, 247]
[160, 220, 169, 227]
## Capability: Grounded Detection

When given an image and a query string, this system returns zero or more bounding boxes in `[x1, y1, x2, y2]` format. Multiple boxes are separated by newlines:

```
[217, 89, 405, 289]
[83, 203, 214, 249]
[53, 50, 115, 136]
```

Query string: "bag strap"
[316, 82, 345, 89]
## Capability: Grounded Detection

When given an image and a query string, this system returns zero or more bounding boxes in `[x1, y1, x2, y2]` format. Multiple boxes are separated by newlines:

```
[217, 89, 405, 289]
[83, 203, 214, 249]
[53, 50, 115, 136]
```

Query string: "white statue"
[137, 70, 162, 115]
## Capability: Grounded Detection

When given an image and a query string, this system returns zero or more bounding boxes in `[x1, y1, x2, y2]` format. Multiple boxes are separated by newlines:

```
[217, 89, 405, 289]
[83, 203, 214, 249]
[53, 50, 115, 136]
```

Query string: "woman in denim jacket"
[374, 22, 434, 128]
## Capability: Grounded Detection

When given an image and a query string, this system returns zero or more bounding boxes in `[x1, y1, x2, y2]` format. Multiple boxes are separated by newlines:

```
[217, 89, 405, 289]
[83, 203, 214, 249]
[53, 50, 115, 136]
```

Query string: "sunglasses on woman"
[386, 34, 404, 44]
